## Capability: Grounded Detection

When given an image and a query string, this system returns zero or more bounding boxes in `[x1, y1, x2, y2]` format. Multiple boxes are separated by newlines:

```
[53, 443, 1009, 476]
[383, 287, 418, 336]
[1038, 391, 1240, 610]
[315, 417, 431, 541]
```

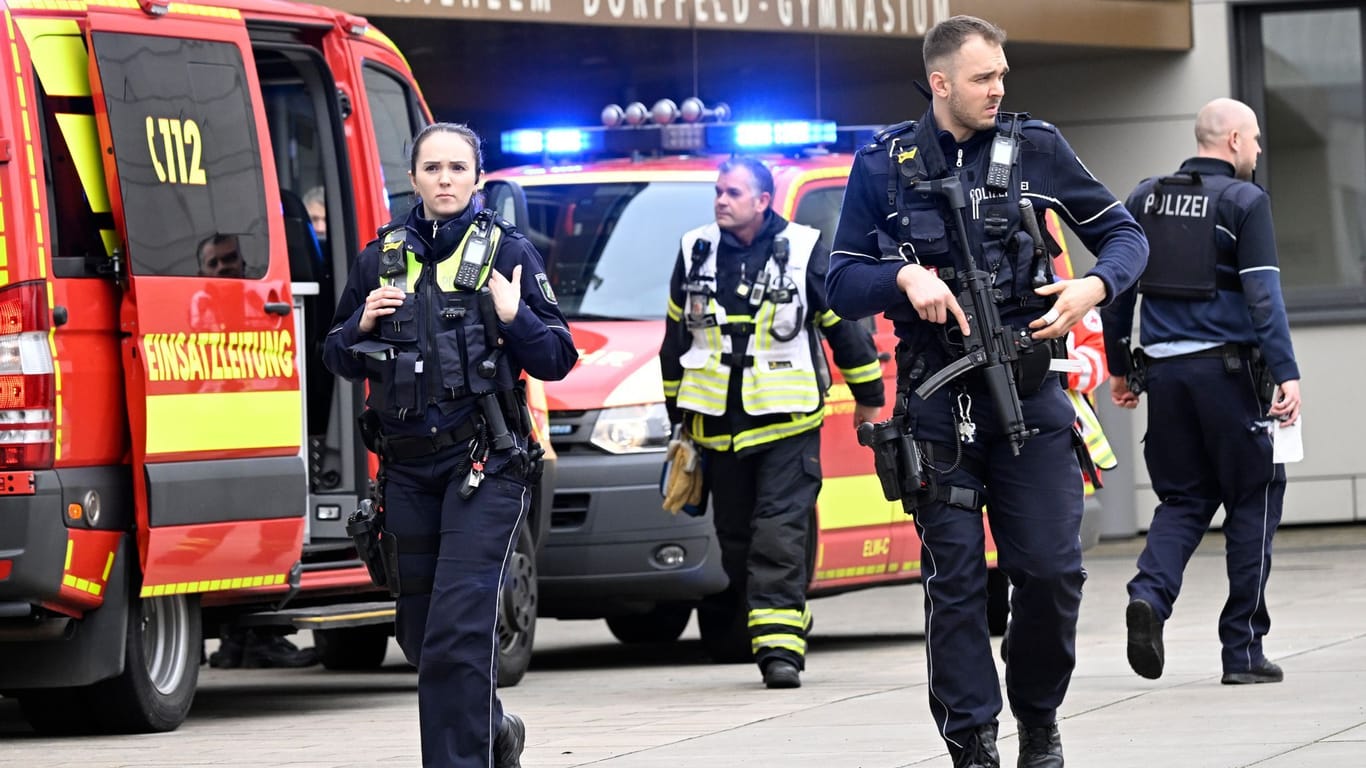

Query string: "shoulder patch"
[535, 272, 557, 304]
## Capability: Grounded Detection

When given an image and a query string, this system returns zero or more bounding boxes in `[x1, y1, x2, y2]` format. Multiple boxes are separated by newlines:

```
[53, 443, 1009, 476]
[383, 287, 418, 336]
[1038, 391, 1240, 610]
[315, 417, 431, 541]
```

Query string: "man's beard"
[949, 90, 997, 133]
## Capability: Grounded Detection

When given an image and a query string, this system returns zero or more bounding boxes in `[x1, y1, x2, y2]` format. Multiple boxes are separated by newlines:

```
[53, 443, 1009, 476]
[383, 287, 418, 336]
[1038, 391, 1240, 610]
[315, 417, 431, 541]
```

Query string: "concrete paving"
[2, 524, 1364, 767]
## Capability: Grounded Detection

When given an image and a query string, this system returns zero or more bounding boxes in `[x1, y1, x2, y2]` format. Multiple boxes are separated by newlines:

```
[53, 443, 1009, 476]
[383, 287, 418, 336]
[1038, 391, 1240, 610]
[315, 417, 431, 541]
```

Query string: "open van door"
[85, 12, 307, 596]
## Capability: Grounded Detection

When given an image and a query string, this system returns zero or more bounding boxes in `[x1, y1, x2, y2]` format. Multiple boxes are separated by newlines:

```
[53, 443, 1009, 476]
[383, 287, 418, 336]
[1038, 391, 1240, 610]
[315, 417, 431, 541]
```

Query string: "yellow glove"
[661, 435, 703, 514]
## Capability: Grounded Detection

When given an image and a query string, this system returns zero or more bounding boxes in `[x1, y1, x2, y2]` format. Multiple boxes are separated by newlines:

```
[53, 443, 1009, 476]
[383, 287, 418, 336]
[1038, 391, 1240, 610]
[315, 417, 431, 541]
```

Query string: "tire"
[986, 567, 1010, 637]
[697, 593, 751, 664]
[606, 602, 692, 644]
[496, 524, 536, 688]
[90, 592, 201, 733]
[314, 625, 391, 670]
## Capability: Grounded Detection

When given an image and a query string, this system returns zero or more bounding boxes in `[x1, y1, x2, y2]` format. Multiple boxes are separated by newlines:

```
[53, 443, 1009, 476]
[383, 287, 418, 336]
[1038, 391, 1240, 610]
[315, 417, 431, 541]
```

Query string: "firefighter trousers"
[1131, 355, 1284, 674]
[383, 442, 528, 768]
[702, 428, 821, 671]
[908, 381, 1084, 749]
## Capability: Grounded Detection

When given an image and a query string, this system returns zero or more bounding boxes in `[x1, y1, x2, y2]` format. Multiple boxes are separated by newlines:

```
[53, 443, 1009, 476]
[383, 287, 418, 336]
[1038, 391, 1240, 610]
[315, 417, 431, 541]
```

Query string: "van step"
[237, 601, 395, 631]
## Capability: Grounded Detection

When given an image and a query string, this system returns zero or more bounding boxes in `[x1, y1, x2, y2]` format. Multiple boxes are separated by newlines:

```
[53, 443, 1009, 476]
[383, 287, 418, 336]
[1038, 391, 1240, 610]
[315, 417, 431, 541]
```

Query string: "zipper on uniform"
[956, 148, 964, 168]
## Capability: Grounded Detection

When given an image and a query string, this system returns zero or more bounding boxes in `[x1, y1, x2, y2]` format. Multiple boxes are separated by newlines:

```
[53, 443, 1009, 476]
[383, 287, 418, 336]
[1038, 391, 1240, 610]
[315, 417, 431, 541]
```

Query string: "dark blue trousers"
[1131, 355, 1284, 674]
[908, 380, 1084, 751]
[384, 443, 528, 768]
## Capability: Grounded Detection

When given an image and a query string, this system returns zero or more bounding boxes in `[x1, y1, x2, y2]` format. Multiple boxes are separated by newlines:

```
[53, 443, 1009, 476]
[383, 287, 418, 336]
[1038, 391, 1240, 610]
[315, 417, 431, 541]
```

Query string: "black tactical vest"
[1135, 172, 1239, 300]
[359, 212, 516, 421]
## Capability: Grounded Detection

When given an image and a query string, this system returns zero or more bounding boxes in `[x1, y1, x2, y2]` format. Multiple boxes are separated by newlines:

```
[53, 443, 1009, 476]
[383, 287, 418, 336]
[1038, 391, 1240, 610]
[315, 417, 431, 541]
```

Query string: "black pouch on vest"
[393, 351, 422, 414]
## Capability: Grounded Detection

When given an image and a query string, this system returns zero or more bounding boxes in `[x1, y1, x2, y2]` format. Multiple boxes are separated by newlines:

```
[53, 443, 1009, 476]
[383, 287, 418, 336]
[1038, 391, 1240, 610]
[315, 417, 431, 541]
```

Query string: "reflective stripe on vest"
[1068, 389, 1116, 470]
[676, 221, 821, 417]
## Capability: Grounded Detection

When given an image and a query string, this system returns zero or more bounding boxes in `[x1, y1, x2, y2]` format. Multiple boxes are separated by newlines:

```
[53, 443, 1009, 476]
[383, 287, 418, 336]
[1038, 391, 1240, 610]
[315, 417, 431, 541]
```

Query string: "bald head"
[1194, 98, 1262, 181]
[1195, 98, 1256, 149]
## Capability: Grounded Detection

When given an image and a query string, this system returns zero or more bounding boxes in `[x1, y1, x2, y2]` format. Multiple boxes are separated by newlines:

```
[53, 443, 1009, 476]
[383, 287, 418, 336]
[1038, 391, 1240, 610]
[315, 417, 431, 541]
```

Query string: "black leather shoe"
[494, 713, 526, 768]
[952, 723, 1000, 768]
[1126, 599, 1164, 679]
[1222, 659, 1283, 685]
[1017, 722, 1063, 768]
[762, 660, 801, 689]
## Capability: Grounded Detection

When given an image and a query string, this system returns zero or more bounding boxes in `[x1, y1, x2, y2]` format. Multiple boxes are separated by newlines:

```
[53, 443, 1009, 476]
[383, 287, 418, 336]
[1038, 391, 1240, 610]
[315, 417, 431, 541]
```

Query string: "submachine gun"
[858, 176, 1053, 508]
[904, 175, 1045, 455]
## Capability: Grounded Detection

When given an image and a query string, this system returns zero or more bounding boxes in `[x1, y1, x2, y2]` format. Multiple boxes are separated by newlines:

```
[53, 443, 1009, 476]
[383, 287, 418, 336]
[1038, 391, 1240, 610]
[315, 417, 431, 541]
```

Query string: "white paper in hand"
[1272, 417, 1303, 464]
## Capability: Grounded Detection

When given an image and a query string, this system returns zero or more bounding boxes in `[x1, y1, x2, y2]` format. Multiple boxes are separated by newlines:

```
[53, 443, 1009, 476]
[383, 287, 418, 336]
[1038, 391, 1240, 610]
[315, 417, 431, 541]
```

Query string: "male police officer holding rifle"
[826, 15, 1147, 768]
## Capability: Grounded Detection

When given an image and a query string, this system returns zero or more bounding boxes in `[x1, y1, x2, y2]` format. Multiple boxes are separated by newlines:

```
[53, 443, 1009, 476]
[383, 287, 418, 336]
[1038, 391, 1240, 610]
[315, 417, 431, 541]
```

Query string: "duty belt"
[1147, 342, 1255, 364]
[378, 420, 479, 464]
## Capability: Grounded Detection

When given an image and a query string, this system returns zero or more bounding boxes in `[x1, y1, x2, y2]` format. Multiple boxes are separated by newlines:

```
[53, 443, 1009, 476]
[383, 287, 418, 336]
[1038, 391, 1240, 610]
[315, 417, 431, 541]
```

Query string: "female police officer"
[324, 123, 576, 767]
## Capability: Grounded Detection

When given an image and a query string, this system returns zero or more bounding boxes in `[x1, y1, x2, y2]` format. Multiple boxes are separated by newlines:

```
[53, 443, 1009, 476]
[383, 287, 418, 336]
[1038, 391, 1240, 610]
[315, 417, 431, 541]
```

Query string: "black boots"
[1017, 722, 1064, 768]
[1125, 599, 1165, 679]
[951, 723, 1000, 768]
[208, 628, 319, 669]
[762, 659, 802, 689]
[494, 713, 526, 768]
[1222, 658, 1283, 685]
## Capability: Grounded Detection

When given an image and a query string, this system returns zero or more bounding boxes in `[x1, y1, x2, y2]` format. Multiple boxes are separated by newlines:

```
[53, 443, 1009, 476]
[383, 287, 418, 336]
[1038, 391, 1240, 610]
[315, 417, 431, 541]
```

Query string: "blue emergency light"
[500, 128, 598, 156]
[499, 101, 841, 158]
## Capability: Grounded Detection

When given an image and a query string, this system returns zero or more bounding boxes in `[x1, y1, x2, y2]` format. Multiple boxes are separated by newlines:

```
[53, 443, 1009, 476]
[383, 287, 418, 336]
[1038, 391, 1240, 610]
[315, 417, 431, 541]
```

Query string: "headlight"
[589, 403, 671, 454]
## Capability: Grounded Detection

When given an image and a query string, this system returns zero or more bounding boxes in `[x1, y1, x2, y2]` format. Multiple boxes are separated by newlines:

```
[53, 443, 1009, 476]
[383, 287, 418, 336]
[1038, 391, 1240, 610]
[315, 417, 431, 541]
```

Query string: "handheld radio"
[453, 214, 496, 290]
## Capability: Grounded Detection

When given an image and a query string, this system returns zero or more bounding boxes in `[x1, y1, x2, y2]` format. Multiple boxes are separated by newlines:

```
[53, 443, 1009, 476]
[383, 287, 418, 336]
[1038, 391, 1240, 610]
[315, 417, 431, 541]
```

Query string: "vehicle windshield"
[520, 181, 714, 320]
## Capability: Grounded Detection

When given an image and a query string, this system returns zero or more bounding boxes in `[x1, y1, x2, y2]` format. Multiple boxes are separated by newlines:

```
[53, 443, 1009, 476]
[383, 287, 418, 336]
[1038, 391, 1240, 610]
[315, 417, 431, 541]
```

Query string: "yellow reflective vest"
[675, 221, 822, 418]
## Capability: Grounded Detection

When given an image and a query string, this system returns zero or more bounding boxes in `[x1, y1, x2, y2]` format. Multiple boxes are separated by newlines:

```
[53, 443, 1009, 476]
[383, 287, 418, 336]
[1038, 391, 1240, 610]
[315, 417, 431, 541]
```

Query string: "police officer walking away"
[324, 123, 577, 767]
[1102, 98, 1302, 686]
[826, 16, 1148, 768]
[660, 157, 885, 690]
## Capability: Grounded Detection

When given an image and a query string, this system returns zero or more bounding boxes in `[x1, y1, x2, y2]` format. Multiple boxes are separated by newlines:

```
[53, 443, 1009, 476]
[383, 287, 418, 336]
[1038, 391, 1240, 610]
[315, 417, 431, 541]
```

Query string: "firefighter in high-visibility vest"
[660, 157, 885, 689]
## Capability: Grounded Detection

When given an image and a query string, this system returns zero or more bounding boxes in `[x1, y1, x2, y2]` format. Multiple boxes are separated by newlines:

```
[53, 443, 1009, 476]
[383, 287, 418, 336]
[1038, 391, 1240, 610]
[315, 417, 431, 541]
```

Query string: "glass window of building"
[1239, 2, 1366, 316]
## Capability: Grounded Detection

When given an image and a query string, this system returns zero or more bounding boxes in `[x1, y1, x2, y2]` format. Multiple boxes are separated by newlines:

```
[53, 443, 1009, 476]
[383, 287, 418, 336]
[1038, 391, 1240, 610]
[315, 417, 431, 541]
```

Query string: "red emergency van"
[0, 0, 548, 734]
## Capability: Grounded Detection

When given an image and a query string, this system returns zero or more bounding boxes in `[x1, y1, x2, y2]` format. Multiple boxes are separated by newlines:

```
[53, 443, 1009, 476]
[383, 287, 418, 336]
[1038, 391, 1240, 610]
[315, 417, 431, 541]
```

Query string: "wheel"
[90, 592, 201, 733]
[496, 524, 536, 688]
[986, 567, 1010, 637]
[606, 602, 692, 644]
[314, 625, 391, 670]
[697, 592, 751, 664]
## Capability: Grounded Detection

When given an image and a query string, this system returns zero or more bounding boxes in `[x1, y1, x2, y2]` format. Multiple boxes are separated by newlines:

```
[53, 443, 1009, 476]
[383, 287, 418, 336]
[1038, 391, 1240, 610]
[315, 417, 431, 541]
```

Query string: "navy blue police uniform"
[1101, 157, 1298, 680]
[324, 201, 576, 767]
[826, 108, 1147, 760]
[659, 210, 885, 679]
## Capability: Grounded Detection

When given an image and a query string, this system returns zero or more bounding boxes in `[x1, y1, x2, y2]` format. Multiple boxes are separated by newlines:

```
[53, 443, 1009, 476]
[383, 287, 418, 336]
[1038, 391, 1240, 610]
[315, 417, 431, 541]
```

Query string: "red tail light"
[0, 282, 55, 469]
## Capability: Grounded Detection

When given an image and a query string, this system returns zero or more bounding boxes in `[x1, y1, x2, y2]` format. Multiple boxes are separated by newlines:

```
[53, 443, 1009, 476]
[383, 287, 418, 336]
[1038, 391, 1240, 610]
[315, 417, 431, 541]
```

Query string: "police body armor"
[880, 112, 1056, 326]
[353, 210, 517, 422]
[676, 221, 821, 417]
[1134, 172, 1242, 299]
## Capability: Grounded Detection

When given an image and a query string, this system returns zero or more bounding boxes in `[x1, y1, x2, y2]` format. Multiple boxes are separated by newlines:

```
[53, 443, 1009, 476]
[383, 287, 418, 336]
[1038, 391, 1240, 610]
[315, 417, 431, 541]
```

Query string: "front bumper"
[537, 448, 727, 617]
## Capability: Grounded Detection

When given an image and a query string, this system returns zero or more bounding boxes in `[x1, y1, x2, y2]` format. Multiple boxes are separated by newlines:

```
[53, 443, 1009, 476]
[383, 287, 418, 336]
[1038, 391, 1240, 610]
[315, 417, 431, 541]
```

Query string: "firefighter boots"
[495, 712, 526, 768]
[1016, 722, 1063, 768]
[1125, 598, 1165, 679]
[209, 628, 319, 669]
[761, 659, 801, 689]
[950, 723, 1000, 768]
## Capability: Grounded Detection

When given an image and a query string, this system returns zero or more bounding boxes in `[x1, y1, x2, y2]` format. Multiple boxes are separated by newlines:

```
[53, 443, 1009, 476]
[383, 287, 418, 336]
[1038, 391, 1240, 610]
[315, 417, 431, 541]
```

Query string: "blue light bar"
[501, 128, 594, 156]
[728, 120, 837, 149]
